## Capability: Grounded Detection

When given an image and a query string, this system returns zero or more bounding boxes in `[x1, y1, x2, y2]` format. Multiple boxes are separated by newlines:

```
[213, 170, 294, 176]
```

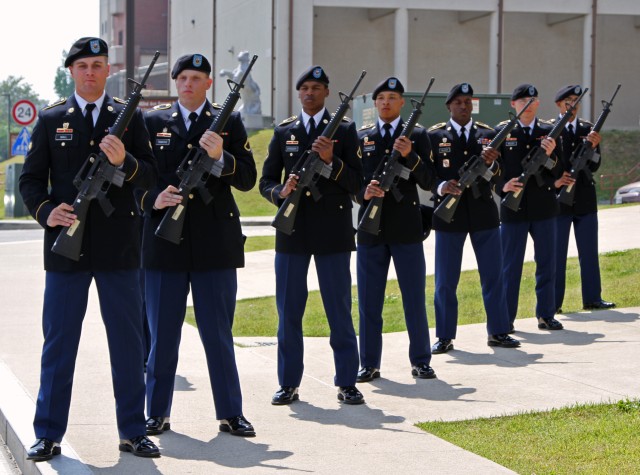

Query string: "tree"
[54, 50, 74, 99]
[0, 76, 43, 161]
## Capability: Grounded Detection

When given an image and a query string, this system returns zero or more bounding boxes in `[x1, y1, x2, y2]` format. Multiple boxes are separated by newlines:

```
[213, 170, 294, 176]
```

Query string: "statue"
[219, 51, 262, 116]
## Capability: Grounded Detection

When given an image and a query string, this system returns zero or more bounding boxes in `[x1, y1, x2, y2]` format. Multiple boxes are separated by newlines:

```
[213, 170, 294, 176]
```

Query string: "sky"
[0, 0, 100, 104]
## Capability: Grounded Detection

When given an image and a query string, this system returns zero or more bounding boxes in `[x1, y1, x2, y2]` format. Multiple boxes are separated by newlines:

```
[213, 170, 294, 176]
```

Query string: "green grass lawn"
[185, 248, 640, 337]
[419, 399, 640, 474]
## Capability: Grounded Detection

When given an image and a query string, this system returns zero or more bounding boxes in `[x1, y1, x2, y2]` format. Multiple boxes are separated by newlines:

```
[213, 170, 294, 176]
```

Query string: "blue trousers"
[357, 242, 431, 368]
[555, 212, 602, 308]
[275, 252, 359, 387]
[34, 270, 146, 442]
[500, 217, 557, 321]
[145, 269, 243, 420]
[434, 228, 510, 339]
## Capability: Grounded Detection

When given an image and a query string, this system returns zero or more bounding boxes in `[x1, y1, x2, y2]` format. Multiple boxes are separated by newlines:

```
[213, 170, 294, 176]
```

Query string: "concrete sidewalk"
[0, 206, 638, 474]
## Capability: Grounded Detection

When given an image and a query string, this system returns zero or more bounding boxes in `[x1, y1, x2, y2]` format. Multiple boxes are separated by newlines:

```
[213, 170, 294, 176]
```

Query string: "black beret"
[65, 37, 108, 67]
[555, 84, 583, 102]
[511, 83, 539, 101]
[446, 83, 474, 104]
[373, 77, 405, 99]
[296, 65, 329, 90]
[171, 54, 212, 79]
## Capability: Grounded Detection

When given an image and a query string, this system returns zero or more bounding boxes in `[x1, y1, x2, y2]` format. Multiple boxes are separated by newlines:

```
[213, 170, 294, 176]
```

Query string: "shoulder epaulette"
[150, 103, 171, 112]
[496, 119, 510, 126]
[212, 102, 222, 109]
[341, 116, 351, 122]
[359, 123, 375, 131]
[579, 119, 594, 127]
[415, 123, 424, 129]
[113, 97, 127, 104]
[43, 98, 66, 110]
[278, 115, 297, 126]
[549, 118, 557, 123]
[476, 121, 493, 129]
[428, 122, 446, 132]
[538, 118, 553, 125]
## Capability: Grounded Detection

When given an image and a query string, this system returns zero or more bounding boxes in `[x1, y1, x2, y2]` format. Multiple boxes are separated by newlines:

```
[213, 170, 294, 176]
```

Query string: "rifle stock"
[557, 84, 620, 206]
[272, 70, 367, 235]
[52, 51, 160, 261]
[357, 77, 434, 235]
[155, 55, 259, 244]
[434, 97, 535, 223]
[501, 88, 588, 212]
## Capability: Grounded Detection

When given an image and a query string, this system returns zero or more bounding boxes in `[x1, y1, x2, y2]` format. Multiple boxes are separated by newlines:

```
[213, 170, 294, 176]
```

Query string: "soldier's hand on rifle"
[540, 137, 556, 156]
[554, 171, 576, 189]
[481, 147, 500, 165]
[154, 185, 183, 210]
[200, 130, 223, 160]
[364, 180, 385, 200]
[279, 174, 299, 198]
[503, 177, 524, 193]
[586, 130, 601, 148]
[393, 136, 412, 158]
[442, 180, 462, 196]
[312, 136, 334, 164]
[47, 203, 77, 228]
[100, 135, 126, 167]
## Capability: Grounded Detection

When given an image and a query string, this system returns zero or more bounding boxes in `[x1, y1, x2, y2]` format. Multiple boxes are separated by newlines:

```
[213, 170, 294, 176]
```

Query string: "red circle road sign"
[12, 99, 37, 126]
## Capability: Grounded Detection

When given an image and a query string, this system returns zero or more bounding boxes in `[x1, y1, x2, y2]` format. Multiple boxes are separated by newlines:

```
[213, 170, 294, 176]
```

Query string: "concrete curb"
[0, 362, 90, 475]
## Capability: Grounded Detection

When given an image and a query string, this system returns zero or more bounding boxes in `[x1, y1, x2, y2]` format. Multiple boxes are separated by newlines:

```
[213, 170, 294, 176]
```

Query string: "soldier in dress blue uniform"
[354, 77, 437, 383]
[19, 37, 159, 460]
[428, 83, 520, 354]
[139, 54, 257, 437]
[551, 85, 615, 313]
[259, 66, 365, 405]
[496, 84, 564, 332]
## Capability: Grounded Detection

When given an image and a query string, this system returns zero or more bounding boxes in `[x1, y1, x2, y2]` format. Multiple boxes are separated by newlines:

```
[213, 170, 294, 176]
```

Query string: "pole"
[126, 0, 135, 95]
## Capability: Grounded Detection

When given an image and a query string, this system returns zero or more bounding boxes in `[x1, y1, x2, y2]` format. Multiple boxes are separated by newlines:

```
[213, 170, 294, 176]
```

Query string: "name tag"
[438, 146, 451, 153]
[155, 138, 171, 146]
[285, 145, 299, 153]
[55, 133, 73, 141]
[506, 139, 517, 148]
[363, 144, 375, 153]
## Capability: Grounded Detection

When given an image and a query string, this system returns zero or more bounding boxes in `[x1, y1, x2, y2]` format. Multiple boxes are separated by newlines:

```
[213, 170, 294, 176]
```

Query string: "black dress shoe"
[411, 363, 437, 379]
[488, 334, 521, 348]
[431, 338, 453, 354]
[356, 366, 380, 383]
[537, 317, 564, 330]
[146, 416, 170, 435]
[27, 438, 60, 462]
[337, 386, 365, 405]
[584, 300, 616, 310]
[118, 435, 160, 458]
[219, 415, 256, 437]
[271, 386, 299, 405]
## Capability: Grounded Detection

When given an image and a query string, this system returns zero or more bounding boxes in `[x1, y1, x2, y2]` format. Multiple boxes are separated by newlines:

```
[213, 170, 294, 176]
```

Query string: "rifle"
[501, 88, 588, 212]
[557, 84, 621, 206]
[52, 51, 160, 261]
[155, 55, 258, 244]
[271, 70, 367, 235]
[357, 77, 435, 235]
[434, 97, 535, 223]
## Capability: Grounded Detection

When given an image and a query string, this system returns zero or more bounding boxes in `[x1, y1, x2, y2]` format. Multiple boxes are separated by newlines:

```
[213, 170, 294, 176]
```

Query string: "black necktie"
[188, 111, 198, 133]
[567, 123, 575, 140]
[308, 117, 317, 140]
[84, 103, 96, 135]
[522, 126, 531, 140]
[459, 126, 466, 144]
[382, 123, 393, 149]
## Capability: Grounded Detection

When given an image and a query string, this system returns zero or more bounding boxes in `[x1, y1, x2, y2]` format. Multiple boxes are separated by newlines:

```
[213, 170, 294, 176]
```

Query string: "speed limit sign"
[12, 99, 37, 126]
